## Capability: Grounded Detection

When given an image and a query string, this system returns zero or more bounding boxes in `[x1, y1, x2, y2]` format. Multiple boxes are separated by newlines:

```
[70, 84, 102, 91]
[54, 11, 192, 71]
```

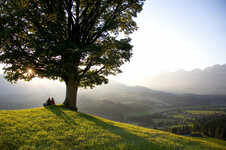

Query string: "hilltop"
[0, 105, 225, 150]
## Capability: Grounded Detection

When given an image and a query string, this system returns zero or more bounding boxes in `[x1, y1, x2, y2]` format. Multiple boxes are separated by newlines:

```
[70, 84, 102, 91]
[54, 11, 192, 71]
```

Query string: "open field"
[185, 110, 225, 115]
[0, 105, 226, 150]
[172, 114, 186, 119]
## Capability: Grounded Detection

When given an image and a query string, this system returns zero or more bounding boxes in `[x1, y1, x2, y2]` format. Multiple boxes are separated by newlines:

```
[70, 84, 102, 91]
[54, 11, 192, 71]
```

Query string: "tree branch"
[88, 2, 129, 44]
[80, 61, 92, 77]
[84, 66, 105, 78]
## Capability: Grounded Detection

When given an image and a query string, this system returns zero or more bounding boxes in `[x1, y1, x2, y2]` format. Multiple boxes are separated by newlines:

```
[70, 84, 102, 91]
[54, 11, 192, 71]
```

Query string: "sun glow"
[23, 69, 34, 77]
[27, 69, 33, 74]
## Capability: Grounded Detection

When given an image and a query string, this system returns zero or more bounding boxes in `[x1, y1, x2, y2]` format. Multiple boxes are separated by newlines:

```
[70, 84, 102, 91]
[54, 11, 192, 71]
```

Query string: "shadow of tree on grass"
[44, 105, 179, 150]
[45, 105, 77, 127]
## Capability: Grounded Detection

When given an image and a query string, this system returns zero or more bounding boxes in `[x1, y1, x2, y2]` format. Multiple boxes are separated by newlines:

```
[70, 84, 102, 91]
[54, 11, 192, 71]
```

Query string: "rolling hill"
[0, 105, 225, 150]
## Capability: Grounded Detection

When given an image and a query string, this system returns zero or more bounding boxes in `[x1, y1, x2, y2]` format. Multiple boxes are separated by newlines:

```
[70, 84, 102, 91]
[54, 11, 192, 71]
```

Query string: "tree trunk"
[63, 78, 79, 111]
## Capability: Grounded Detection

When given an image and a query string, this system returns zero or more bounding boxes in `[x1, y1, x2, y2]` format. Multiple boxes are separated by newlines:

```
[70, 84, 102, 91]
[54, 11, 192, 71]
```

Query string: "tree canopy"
[0, 0, 145, 110]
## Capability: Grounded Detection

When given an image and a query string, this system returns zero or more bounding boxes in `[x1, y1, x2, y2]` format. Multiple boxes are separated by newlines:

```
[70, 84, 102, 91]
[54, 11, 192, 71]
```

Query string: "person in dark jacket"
[47, 98, 52, 106]
[43, 98, 51, 107]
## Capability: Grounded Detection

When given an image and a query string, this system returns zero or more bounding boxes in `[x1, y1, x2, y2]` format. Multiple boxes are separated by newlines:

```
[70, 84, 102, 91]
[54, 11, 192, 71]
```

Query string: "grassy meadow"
[185, 110, 225, 115]
[0, 105, 226, 150]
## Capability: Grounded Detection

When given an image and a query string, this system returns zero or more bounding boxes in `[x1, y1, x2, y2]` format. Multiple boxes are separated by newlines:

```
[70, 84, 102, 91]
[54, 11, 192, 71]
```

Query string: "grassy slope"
[0, 105, 225, 150]
[191, 137, 226, 147]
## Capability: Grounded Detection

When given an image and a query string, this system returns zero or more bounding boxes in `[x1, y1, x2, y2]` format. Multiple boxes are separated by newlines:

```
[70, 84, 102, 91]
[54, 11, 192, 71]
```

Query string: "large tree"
[0, 0, 145, 110]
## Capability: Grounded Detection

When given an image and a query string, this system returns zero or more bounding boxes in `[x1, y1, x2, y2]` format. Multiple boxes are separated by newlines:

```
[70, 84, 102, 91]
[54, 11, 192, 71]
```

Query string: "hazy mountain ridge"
[148, 64, 226, 94]
[0, 74, 66, 109]
[0, 75, 161, 103]
[0, 73, 226, 111]
[0, 74, 64, 96]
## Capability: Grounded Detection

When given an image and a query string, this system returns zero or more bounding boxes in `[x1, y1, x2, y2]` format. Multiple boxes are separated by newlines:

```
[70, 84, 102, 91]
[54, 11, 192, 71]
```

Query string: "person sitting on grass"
[51, 98, 55, 105]
[43, 98, 51, 107]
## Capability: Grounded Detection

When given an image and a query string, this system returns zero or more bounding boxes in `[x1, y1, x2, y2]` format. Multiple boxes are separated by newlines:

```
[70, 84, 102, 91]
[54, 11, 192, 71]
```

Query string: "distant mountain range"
[0, 74, 64, 96]
[0, 73, 226, 111]
[147, 64, 226, 95]
[0, 74, 65, 109]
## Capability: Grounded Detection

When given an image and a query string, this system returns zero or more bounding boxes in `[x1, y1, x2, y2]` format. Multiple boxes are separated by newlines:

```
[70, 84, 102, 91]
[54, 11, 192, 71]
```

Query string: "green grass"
[185, 110, 225, 115]
[0, 105, 225, 150]
[124, 122, 140, 126]
[172, 114, 185, 119]
[190, 136, 226, 147]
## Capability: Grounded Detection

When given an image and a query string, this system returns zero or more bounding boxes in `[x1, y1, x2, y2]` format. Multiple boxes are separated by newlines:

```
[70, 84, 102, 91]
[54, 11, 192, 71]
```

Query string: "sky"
[109, 0, 226, 86]
[0, 0, 226, 86]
